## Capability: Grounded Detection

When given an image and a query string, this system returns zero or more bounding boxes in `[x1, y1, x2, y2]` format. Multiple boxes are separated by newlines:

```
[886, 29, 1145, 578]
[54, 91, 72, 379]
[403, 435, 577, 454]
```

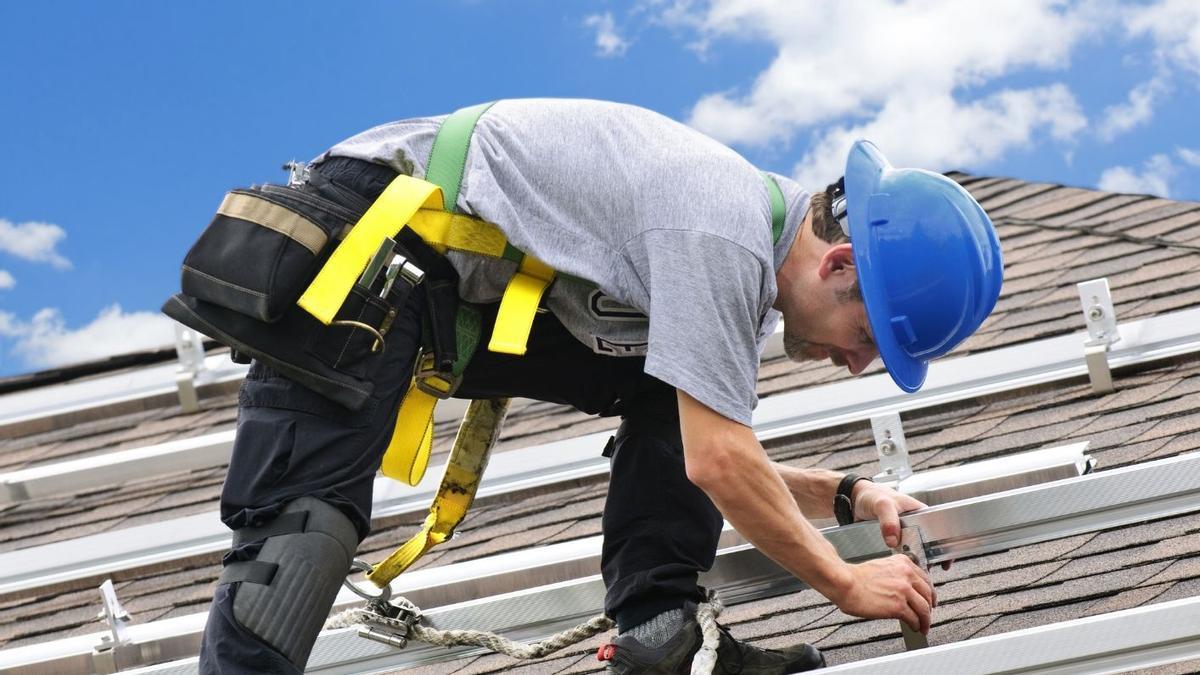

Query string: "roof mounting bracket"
[283, 159, 310, 186]
[896, 526, 929, 651]
[1077, 278, 1120, 395]
[92, 579, 132, 674]
[173, 322, 206, 413]
[871, 413, 913, 486]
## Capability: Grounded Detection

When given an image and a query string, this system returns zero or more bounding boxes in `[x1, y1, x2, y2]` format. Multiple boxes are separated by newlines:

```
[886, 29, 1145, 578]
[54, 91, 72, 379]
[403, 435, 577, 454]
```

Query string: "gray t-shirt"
[317, 99, 808, 425]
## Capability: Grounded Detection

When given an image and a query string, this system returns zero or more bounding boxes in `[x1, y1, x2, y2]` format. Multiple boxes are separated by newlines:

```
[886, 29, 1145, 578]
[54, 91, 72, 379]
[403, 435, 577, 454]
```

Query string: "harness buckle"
[413, 351, 461, 400]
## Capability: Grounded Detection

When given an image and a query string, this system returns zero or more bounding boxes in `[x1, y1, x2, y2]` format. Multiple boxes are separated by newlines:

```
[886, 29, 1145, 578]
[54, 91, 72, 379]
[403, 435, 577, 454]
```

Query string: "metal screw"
[1088, 306, 1104, 321]
[880, 439, 896, 456]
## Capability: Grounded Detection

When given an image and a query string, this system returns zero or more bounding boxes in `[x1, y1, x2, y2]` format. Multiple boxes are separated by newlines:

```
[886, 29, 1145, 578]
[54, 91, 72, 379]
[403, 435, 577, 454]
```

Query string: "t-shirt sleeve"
[623, 229, 771, 426]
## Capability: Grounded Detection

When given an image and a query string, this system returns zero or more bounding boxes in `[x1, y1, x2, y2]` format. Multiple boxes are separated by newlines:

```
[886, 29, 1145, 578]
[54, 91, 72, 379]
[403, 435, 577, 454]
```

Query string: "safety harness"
[301, 102, 789, 589]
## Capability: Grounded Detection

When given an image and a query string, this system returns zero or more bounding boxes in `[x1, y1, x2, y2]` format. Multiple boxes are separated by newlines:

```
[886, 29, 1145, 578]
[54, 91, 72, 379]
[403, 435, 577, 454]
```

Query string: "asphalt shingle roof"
[1, 173, 1199, 671]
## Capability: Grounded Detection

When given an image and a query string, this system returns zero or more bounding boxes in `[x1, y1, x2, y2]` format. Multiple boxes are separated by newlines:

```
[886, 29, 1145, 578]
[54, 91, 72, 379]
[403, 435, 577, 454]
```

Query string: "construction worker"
[179, 98, 1002, 674]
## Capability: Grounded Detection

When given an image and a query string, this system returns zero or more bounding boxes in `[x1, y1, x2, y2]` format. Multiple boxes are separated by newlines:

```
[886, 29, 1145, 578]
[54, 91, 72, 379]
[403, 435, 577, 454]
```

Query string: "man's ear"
[817, 243, 856, 280]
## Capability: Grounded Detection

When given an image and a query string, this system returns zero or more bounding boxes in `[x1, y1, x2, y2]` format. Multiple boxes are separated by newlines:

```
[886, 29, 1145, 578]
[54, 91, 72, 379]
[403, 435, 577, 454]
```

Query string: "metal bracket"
[871, 413, 913, 486]
[896, 527, 930, 651]
[1077, 278, 1120, 395]
[283, 159, 310, 186]
[92, 579, 132, 674]
[173, 323, 206, 413]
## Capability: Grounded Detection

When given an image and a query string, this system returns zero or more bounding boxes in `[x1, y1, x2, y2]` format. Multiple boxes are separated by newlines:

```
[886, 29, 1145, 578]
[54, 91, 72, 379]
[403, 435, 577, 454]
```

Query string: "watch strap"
[834, 473, 872, 526]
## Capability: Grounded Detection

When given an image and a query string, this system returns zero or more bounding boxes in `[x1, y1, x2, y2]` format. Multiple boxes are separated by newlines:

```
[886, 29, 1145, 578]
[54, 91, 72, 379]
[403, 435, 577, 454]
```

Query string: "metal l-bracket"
[93, 579, 132, 674]
[1077, 278, 1120, 395]
[896, 526, 930, 651]
[173, 323, 206, 413]
[872, 414, 913, 486]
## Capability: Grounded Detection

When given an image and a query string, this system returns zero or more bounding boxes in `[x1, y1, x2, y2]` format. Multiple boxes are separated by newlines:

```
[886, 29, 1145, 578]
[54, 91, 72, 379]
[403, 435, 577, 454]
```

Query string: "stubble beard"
[782, 323, 824, 363]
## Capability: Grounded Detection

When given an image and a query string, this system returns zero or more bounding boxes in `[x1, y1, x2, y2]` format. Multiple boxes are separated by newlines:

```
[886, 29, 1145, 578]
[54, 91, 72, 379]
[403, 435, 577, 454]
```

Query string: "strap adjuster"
[413, 351, 460, 399]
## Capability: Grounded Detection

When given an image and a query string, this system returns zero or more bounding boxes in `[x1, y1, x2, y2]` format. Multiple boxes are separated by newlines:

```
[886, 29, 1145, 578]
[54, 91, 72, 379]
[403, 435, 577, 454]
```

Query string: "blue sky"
[1, 1, 1198, 377]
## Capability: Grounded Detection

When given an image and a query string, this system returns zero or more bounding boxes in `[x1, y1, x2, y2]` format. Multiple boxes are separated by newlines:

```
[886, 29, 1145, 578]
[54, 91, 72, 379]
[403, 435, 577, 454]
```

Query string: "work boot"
[598, 606, 824, 674]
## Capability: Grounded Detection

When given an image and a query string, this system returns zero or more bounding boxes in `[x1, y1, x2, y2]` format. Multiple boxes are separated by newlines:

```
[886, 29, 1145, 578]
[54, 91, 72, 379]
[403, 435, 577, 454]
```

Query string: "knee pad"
[218, 497, 359, 668]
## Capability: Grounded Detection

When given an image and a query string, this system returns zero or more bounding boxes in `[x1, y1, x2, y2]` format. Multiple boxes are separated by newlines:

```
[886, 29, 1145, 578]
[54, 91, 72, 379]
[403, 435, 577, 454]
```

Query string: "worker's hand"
[852, 481, 952, 571]
[850, 480, 925, 548]
[833, 555, 937, 634]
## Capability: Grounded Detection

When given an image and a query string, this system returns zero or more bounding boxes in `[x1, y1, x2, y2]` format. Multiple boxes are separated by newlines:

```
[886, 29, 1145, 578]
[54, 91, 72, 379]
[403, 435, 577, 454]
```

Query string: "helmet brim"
[844, 140, 927, 393]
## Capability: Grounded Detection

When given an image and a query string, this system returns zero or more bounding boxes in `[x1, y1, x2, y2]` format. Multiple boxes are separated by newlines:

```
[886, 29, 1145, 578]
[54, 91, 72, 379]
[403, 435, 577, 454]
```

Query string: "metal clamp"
[871, 413, 913, 486]
[1077, 278, 1120, 394]
[896, 527, 930, 651]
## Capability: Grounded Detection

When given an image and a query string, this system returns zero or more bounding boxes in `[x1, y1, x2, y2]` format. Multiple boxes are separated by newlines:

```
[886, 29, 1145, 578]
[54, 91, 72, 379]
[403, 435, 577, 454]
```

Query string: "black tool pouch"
[163, 177, 427, 411]
[180, 183, 359, 322]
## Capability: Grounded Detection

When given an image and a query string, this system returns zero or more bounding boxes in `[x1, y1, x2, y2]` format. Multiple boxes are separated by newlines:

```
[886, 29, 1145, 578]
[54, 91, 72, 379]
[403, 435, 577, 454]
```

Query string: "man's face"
[782, 297, 879, 375]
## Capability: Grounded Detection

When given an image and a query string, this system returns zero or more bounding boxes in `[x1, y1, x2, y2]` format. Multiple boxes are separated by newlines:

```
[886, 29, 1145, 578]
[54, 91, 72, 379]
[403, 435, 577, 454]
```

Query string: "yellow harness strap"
[407, 207, 555, 356]
[368, 398, 510, 587]
[491, 255, 555, 355]
[296, 174, 551, 486]
[297, 176, 443, 325]
[380, 352, 460, 485]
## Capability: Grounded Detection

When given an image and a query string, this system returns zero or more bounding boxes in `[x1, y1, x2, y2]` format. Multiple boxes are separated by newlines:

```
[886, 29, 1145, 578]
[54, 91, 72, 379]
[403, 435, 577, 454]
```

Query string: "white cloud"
[0, 304, 176, 369]
[1097, 75, 1171, 141]
[585, 12, 630, 57]
[1179, 147, 1200, 167]
[0, 218, 72, 269]
[0, 270, 13, 290]
[1127, 0, 1200, 75]
[792, 85, 1087, 190]
[646, 0, 1156, 192]
[1098, 153, 1177, 197]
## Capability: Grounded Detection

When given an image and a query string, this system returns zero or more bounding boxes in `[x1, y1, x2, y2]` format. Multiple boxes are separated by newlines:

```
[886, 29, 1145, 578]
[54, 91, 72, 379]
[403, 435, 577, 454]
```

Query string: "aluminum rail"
[4, 302, 1194, 592]
[4, 303, 1194, 508]
[752, 305, 1200, 441]
[0, 431, 236, 504]
[0, 330, 773, 504]
[817, 595, 1200, 674]
[0, 352, 248, 433]
[0, 430, 613, 596]
[7, 450, 1200, 675]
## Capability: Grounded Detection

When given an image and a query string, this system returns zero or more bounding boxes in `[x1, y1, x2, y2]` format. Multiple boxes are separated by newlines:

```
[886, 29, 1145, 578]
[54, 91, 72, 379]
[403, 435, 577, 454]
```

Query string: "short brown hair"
[810, 182, 850, 245]
[809, 181, 861, 302]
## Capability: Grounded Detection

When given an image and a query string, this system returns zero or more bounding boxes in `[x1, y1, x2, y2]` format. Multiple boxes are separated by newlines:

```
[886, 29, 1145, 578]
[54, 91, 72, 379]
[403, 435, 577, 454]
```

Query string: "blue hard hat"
[843, 140, 1003, 392]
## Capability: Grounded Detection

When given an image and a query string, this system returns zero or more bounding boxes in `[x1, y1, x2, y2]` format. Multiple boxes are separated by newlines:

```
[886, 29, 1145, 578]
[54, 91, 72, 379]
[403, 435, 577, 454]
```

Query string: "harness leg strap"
[226, 497, 359, 668]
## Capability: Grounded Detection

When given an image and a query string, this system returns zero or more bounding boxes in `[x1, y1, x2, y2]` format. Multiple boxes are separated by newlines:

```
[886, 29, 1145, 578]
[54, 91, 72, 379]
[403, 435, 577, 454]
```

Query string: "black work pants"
[197, 158, 723, 673]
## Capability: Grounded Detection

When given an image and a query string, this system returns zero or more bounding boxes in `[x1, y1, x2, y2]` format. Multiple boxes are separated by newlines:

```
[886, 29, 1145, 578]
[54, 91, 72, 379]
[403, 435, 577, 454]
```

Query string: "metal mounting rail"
[818, 595, 1200, 674]
[0, 352, 249, 435]
[6, 451, 1200, 675]
[4, 304, 1195, 508]
[751, 305, 1200, 441]
[3, 305, 1197, 594]
[0, 430, 614, 596]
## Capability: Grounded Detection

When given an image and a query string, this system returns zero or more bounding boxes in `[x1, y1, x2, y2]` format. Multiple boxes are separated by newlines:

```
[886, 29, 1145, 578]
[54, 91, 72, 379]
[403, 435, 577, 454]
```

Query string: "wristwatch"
[834, 473, 873, 526]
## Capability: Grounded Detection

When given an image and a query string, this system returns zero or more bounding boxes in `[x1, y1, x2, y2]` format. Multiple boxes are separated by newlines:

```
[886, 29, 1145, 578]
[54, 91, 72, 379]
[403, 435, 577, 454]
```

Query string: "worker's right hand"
[831, 554, 936, 634]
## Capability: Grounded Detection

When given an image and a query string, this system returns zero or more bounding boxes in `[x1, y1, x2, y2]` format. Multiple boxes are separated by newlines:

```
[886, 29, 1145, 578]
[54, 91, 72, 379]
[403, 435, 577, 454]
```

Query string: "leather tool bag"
[162, 176, 436, 411]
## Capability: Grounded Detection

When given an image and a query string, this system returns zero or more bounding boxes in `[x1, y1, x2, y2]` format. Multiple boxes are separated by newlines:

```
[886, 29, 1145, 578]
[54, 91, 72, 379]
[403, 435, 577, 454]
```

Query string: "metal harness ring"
[343, 558, 392, 603]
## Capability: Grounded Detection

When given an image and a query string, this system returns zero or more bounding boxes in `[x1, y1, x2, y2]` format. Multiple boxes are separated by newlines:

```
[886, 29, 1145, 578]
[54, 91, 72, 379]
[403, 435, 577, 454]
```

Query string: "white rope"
[325, 601, 614, 660]
[691, 594, 725, 675]
[327, 592, 725, 672]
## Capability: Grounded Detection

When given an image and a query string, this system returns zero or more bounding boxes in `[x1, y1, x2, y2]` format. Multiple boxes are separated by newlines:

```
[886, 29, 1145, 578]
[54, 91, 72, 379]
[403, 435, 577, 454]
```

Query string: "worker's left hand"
[852, 481, 952, 570]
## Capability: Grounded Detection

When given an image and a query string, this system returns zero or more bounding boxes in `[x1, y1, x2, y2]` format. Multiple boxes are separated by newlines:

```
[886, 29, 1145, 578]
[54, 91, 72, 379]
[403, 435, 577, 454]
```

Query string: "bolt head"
[880, 439, 896, 455]
[1088, 306, 1104, 321]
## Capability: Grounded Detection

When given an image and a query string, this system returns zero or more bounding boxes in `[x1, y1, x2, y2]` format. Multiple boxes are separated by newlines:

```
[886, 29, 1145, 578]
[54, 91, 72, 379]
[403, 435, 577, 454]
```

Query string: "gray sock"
[623, 608, 686, 648]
